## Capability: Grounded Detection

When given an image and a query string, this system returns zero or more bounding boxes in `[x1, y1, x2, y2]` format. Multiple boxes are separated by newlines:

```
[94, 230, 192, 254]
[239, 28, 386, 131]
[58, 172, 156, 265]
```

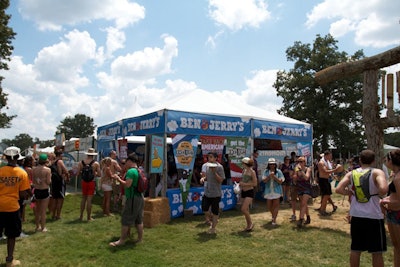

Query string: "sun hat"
[85, 148, 98, 156]
[241, 157, 254, 166]
[4, 146, 21, 157]
[267, 158, 277, 165]
[18, 154, 25, 161]
[38, 153, 48, 164]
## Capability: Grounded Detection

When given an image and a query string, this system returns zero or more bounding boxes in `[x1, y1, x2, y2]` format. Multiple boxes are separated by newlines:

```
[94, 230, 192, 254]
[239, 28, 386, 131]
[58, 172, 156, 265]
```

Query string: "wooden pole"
[397, 71, 400, 103]
[382, 75, 386, 106]
[387, 74, 394, 117]
[363, 69, 384, 168]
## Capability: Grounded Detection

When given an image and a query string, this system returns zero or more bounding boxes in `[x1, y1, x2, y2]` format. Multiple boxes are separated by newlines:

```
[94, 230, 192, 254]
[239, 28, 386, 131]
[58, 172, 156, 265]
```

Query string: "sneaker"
[290, 215, 296, 221]
[6, 259, 21, 267]
[304, 216, 311, 225]
[19, 232, 29, 238]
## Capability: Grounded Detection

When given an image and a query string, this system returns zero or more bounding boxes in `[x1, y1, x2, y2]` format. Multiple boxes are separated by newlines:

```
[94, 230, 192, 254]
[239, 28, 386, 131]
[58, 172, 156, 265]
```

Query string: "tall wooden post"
[387, 74, 394, 117]
[363, 69, 384, 168]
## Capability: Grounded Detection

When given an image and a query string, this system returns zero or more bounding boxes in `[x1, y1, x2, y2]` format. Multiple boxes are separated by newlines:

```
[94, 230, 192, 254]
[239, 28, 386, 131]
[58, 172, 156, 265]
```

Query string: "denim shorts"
[387, 210, 400, 225]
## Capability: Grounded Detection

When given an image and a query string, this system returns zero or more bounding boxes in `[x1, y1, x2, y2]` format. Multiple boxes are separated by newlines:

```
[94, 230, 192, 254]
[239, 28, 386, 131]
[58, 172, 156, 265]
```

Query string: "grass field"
[0, 192, 395, 267]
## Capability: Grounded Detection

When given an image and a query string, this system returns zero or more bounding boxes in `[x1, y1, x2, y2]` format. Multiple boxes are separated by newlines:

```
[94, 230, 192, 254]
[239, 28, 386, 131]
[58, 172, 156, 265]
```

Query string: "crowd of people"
[2, 145, 400, 266]
[234, 149, 400, 267]
[0, 146, 145, 266]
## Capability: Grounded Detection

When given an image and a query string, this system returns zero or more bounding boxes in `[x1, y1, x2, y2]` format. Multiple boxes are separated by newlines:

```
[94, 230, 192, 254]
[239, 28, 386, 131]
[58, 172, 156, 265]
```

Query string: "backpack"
[135, 167, 148, 193]
[50, 160, 63, 183]
[351, 168, 377, 203]
[81, 160, 95, 182]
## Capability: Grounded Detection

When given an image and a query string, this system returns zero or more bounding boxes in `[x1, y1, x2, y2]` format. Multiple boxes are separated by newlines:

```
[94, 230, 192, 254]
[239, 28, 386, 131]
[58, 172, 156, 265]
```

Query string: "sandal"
[245, 224, 254, 232]
[109, 240, 125, 247]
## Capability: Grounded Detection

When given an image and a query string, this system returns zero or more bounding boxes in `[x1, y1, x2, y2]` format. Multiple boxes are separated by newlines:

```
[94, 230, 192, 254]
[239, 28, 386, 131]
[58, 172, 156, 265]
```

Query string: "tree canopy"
[56, 113, 96, 140]
[274, 34, 366, 155]
[0, 0, 16, 128]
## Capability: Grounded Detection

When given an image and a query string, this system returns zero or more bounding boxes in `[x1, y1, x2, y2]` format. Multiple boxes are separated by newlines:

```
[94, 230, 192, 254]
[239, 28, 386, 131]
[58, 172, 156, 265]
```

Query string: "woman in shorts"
[239, 157, 257, 231]
[293, 157, 312, 227]
[262, 158, 285, 226]
[100, 157, 119, 216]
[381, 150, 400, 267]
[32, 154, 51, 232]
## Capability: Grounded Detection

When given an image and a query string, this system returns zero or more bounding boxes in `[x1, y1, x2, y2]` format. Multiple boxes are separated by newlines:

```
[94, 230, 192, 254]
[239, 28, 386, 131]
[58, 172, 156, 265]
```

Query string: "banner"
[200, 136, 225, 163]
[118, 139, 128, 159]
[172, 134, 199, 207]
[150, 135, 164, 174]
[225, 137, 249, 182]
[166, 185, 237, 218]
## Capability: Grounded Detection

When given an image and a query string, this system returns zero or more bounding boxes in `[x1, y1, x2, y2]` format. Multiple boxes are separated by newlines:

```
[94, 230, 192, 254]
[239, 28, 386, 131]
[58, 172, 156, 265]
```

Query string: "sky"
[1, 0, 400, 141]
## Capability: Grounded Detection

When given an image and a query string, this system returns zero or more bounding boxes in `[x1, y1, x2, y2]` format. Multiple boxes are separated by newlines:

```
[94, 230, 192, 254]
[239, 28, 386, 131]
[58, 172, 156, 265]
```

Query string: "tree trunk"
[363, 69, 384, 168]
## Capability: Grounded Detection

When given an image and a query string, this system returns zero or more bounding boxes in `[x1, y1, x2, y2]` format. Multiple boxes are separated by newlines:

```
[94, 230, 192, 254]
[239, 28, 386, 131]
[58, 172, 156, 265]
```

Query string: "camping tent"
[97, 89, 313, 217]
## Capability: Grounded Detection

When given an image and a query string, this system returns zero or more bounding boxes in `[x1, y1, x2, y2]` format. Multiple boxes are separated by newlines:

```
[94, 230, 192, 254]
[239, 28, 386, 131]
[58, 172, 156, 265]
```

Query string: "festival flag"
[172, 134, 199, 208]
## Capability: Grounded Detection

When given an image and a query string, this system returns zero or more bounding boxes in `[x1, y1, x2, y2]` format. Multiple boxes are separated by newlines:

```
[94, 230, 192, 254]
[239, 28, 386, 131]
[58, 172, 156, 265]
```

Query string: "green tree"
[56, 113, 96, 140]
[0, 0, 16, 128]
[2, 133, 33, 153]
[274, 34, 366, 156]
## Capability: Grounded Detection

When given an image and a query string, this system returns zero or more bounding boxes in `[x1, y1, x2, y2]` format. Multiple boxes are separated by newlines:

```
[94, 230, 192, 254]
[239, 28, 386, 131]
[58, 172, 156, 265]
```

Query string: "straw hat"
[85, 148, 98, 156]
[267, 158, 277, 165]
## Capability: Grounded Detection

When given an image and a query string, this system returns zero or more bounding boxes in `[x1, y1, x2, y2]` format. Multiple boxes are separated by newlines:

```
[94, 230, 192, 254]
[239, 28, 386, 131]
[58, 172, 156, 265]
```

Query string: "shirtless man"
[32, 154, 52, 232]
[318, 150, 340, 216]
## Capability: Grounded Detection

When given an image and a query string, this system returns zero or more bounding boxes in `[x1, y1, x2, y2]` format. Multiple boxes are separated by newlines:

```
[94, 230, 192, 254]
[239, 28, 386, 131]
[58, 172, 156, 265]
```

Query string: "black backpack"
[50, 160, 63, 183]
[81, 160, 95, 182]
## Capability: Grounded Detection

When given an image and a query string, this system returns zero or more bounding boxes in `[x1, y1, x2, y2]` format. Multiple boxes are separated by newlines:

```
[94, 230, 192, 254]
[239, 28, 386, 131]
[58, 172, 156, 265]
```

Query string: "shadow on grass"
[195, 231, 218, 242]
[107, 236, 142, 252]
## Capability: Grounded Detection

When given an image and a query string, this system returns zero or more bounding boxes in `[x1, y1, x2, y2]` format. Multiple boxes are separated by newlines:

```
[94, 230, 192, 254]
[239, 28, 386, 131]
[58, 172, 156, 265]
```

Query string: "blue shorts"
[387, 210, 400, 225]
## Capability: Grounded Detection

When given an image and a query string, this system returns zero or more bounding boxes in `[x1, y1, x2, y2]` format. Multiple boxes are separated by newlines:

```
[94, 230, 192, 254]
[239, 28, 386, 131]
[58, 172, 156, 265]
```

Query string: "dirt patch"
[249, 195, 352, 233]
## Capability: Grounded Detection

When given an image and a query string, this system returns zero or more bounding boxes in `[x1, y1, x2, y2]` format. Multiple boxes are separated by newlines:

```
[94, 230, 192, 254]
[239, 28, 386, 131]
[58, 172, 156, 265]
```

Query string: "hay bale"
[143, 197, 171, 228]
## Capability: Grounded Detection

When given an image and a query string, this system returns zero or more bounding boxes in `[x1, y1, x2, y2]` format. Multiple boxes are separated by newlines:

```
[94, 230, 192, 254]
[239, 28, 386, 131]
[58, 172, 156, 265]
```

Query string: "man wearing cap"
[77, 148, 100, 221]
[200, 152, 225, 234]
[0, 146, 31, 267]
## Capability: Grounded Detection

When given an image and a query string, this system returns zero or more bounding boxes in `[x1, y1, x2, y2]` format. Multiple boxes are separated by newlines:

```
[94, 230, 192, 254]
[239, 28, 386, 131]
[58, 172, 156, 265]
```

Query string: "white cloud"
[243, 69, 282, 112]
[34, 30, 97, 84]
[108, 35, 178, 81]
[18, 0, 145, 31]
[105, 27, 126, 57]
[208, 0, 270, 31]
[306, 0, 400, 47]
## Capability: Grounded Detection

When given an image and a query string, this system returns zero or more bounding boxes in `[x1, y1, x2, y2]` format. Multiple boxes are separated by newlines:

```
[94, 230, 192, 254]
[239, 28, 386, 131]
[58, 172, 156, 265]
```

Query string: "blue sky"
[1, 0, 399, 140]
